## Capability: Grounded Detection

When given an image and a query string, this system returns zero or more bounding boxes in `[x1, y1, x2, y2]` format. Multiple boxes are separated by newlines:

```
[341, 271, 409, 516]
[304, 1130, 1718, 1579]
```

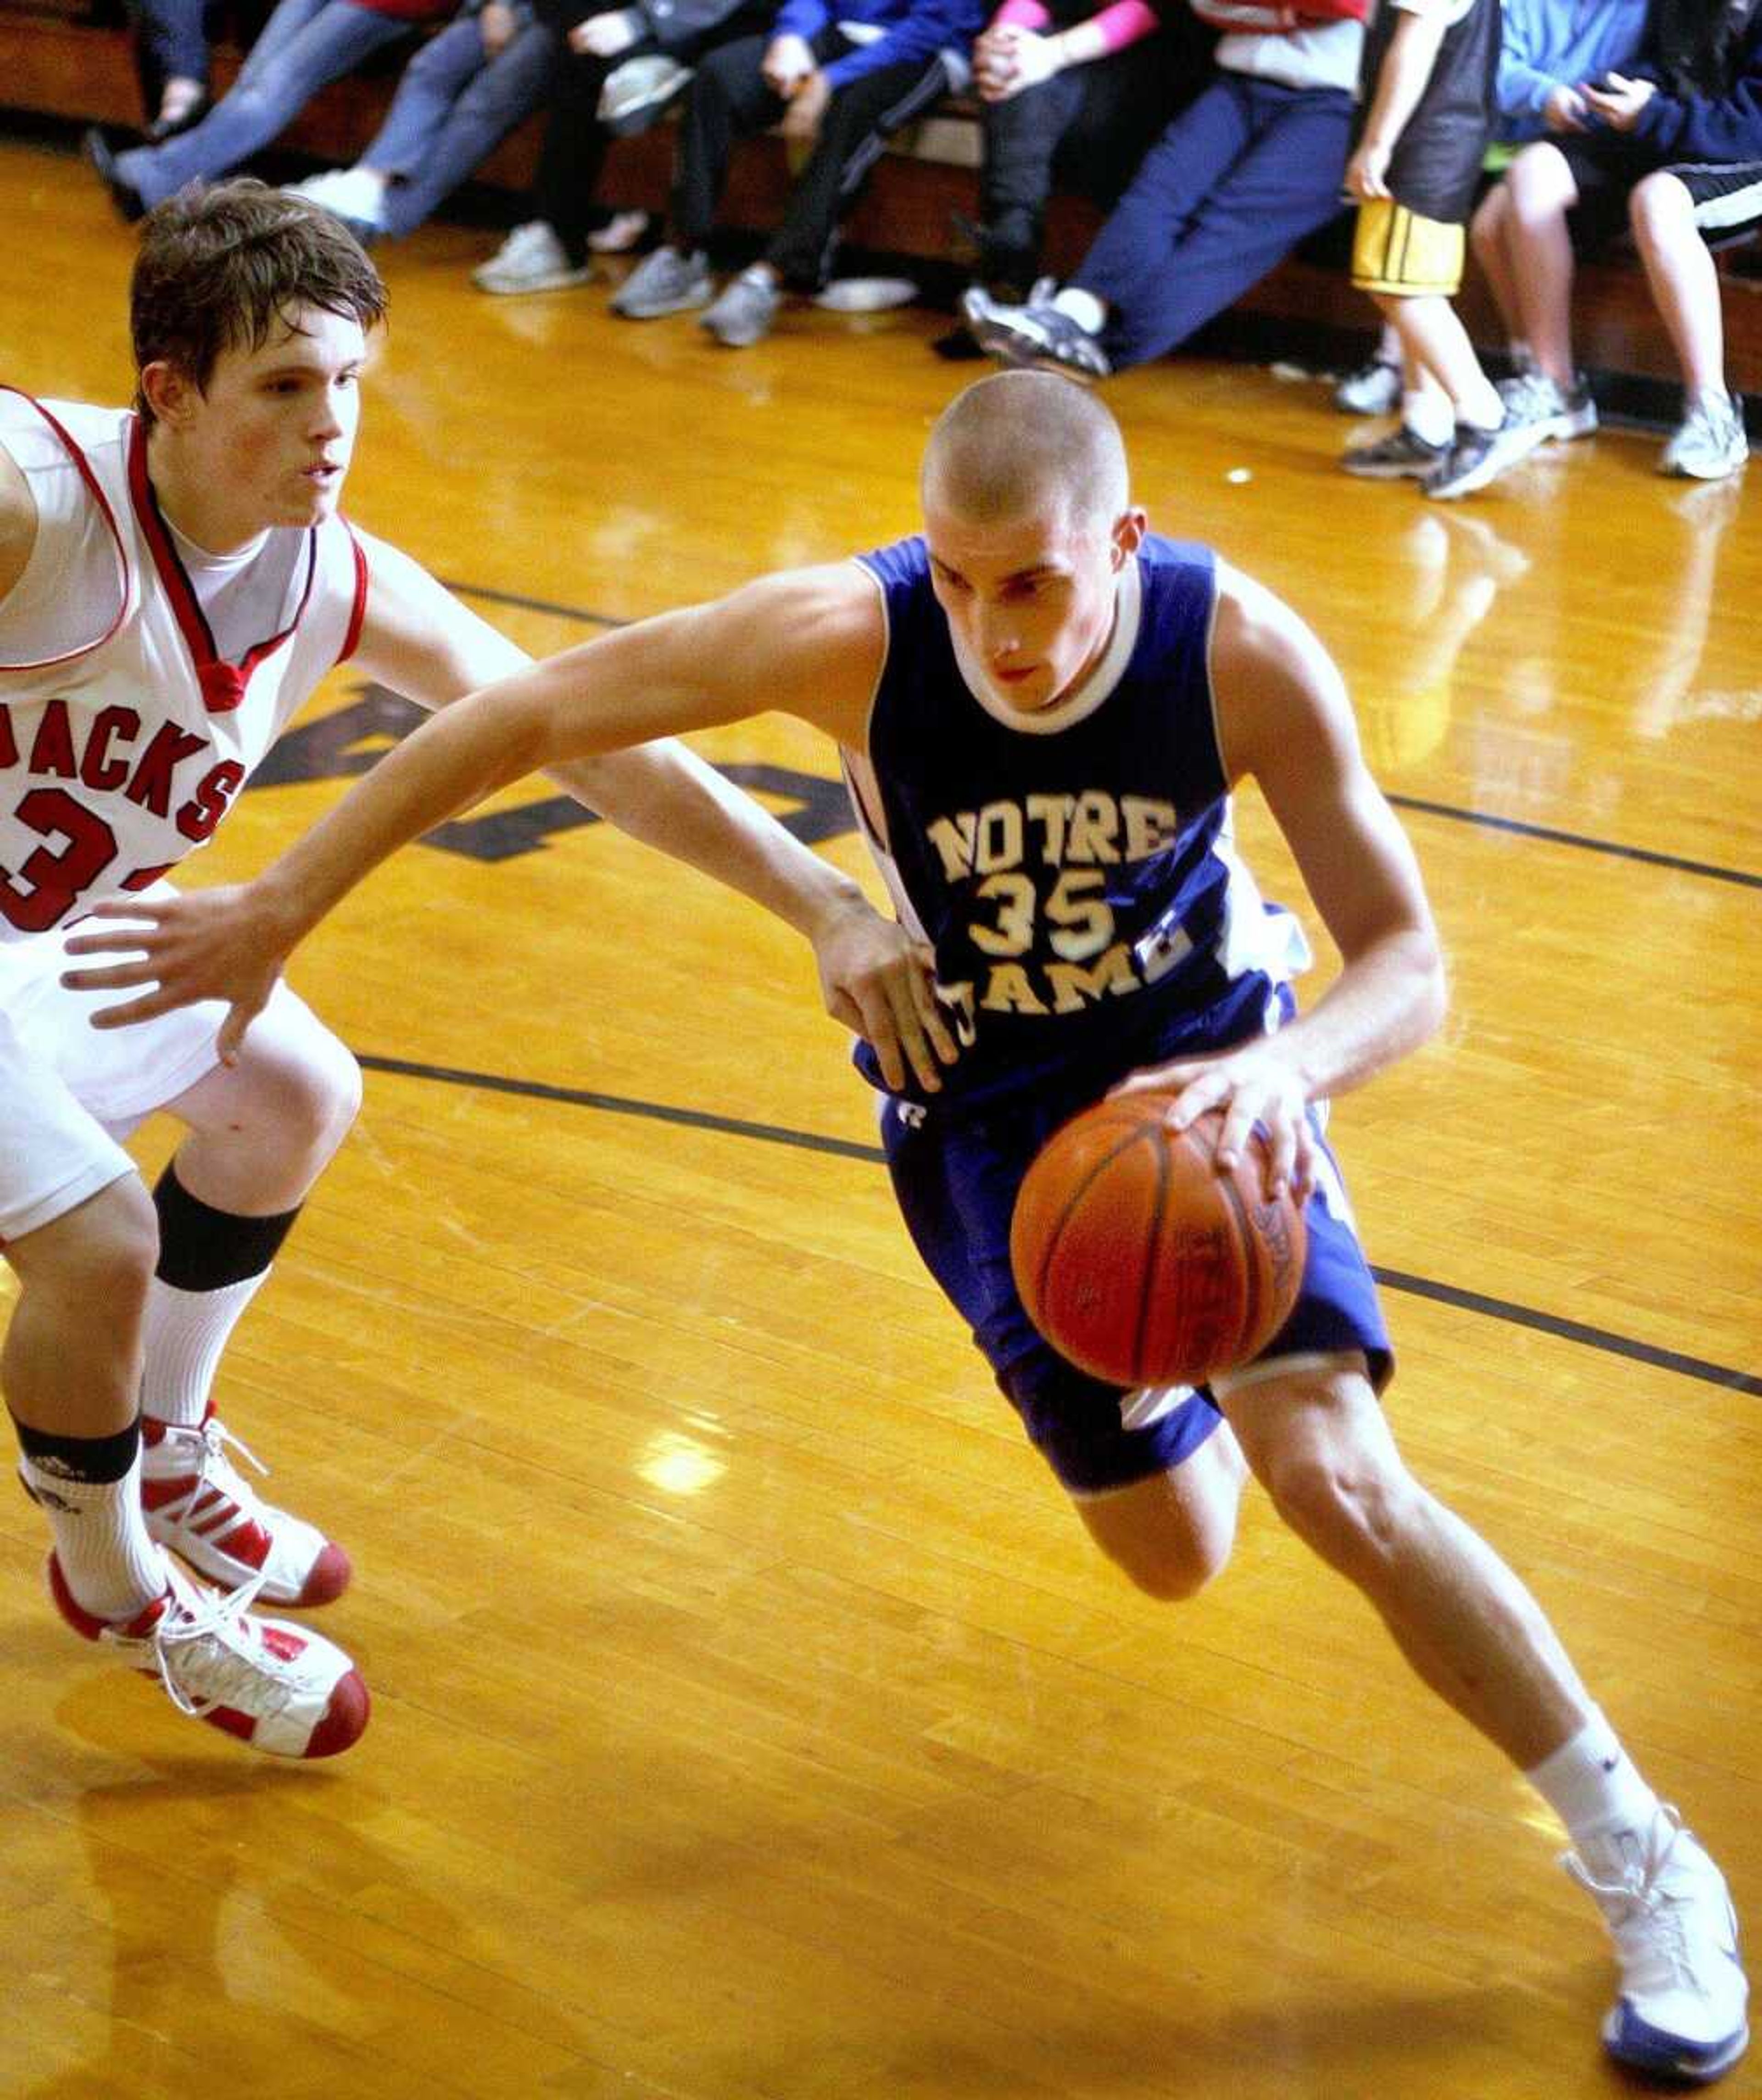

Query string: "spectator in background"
[285, 0, 563, 244]
[123, 0, 219, 141]
[1337, 0, 1553, 498]
[1477, 0, 1759, 477]
[959, 0, 1205, 305]
[1335, 0, 1649, 419]
[86, 0, 456, 218]
[471, 0, 769, 293]
[610, 0, 985, 346]
[961, 0, 1368, 382]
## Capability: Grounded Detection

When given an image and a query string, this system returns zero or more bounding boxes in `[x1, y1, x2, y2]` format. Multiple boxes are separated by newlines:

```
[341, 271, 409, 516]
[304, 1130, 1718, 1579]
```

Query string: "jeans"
[364, 7, 560, 237]
[116, 0, 418, 207]
[1075, 72, 1354, 370]
[125, 0, 212, 88]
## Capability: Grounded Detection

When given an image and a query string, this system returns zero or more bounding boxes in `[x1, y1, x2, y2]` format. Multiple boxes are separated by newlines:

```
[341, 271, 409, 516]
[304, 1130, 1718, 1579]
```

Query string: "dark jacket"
[1627, 0, 1762, 160]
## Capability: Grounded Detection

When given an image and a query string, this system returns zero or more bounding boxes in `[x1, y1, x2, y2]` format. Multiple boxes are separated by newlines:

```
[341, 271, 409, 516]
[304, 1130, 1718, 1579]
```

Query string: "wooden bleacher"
[3, 0, 1757, 410]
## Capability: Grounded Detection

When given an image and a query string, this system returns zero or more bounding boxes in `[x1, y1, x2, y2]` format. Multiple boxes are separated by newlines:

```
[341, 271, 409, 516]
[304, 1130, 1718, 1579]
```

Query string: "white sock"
[1052, 287, 1106, 336]
[27, 1448, 167, 1622]
[139, 1272, 271, 1430]
[1404, 390, 1454, 446]
[1526, 1711, 1660, 1849]
[1691, 385, 1733, 416]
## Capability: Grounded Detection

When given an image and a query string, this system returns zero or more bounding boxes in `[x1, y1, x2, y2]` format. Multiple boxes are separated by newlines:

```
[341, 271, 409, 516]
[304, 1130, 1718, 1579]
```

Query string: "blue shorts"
[881, 1084, 1392, 1495]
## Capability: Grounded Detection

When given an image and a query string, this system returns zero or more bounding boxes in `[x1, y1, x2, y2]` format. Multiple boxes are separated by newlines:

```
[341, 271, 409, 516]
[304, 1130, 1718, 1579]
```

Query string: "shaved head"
[921, 371, 1129, 536]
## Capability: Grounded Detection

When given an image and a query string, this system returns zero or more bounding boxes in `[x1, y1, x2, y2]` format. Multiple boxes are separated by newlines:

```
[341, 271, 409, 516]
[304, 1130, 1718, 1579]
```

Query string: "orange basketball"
[1009, 1095, 1307, 1389]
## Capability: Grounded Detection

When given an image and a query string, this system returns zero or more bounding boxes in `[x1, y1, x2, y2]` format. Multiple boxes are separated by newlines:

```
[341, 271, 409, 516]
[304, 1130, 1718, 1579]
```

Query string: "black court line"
[355, 1052, 1760, 1398]
[437, 579, 1760, 894]
[1388, 795, 1762, 892]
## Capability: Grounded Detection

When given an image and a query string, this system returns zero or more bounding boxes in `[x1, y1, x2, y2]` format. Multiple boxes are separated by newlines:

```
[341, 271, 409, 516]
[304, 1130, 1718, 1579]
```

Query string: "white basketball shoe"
[1566, 1805, 1749, 2083]
[48, 1551, 369, 1758]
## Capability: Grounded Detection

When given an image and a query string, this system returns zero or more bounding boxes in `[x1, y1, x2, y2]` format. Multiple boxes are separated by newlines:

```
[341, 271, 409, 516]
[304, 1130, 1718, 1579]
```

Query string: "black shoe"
[1341, 424, 1449, 479]
[930, 324, 987, 362]
[1422, 415, 1547, 501]
[84, 126, 146, 223]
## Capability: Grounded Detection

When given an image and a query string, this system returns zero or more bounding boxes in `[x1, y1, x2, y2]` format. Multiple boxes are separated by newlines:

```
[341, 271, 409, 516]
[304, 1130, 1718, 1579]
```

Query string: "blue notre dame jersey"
[848, 531, 1311, 1111]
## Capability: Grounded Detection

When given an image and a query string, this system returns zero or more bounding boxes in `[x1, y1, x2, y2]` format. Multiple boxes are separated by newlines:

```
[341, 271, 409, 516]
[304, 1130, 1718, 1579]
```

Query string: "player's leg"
[1070, 1416, 1246, 1600]
[1219, 1354, 1748, 2082]
[141, 987, 362, 1605]
[1, 1013, 364, 1757]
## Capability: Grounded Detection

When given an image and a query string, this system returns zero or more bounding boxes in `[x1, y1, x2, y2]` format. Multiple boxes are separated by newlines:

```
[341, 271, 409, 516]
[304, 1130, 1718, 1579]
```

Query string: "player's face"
[161, 306, 366, 545]
[922, 492, 1137, 714]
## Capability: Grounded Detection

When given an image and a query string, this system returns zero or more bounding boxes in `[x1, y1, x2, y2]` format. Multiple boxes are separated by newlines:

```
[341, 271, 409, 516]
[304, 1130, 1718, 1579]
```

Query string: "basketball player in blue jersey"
[71, 371, 1747, 2083]
[0, 179, 944, 1762]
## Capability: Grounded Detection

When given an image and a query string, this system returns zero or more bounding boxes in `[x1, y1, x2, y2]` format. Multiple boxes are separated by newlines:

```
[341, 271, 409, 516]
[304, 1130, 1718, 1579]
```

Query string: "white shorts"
[0, 889, 312, 1244]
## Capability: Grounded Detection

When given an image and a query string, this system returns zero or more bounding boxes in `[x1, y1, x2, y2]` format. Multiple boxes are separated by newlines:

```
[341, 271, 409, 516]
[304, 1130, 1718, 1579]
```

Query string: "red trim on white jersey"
[337, 518, 369, 665]
[0, 388, 130, 672]
[126, 419, 320, 716]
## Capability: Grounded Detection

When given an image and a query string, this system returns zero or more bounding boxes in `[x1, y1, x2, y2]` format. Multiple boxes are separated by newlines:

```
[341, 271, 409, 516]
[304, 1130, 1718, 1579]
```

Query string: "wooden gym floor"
[1, 136, 1758, 2100]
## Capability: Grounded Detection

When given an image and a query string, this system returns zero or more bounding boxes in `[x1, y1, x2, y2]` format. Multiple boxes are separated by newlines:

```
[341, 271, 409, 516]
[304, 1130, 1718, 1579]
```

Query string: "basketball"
[1009, 1096, 1308, 1389]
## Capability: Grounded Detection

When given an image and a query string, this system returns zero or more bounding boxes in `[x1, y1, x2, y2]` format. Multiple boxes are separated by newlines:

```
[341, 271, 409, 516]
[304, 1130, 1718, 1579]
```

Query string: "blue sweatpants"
[1074, 72, 1355, 371]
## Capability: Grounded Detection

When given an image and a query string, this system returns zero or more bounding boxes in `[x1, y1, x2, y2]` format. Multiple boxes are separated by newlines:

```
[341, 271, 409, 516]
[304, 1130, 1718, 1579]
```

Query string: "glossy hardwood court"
[1, 136, 1758, 2100]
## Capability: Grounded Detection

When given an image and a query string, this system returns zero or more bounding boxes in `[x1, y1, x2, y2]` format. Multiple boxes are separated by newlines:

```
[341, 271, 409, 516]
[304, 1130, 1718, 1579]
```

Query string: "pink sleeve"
[1087, 0, 1160, 48]
[991, 0, 1054, 26]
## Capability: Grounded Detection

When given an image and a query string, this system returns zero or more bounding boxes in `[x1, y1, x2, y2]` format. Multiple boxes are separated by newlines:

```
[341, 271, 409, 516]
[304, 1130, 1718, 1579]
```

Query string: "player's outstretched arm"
[1114, 564, 1447, 1194]
[62, 559, 957, 1084]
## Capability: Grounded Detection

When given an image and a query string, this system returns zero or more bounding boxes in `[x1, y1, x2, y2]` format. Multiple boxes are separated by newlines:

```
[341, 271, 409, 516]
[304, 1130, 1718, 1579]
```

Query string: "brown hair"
[130, 179, 387, 424]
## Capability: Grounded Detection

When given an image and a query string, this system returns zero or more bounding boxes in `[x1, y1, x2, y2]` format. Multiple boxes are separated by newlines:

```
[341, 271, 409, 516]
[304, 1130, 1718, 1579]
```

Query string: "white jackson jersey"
[0, 389, 368, 942]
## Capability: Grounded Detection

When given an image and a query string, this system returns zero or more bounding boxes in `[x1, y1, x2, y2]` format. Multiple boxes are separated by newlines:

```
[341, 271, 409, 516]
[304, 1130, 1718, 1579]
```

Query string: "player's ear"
[139, 360, 200, 428]
[1110, 507, 1148, 569]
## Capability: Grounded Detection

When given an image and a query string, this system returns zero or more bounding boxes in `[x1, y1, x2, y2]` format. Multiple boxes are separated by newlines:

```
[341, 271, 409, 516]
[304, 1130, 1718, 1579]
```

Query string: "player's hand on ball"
[809, 893, 958, 1094]
[1111, 1046, 1313, 1200]
[60, 882, 295, 1064]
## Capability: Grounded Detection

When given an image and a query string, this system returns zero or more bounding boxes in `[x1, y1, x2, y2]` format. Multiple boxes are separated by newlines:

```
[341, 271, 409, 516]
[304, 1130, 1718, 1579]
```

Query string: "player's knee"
[13, 1176, 158, 1318]
[1260, 1446, 1408, 1576]
[1109, 1525, 1231, 1603]
[236, 1024, 362, 1159]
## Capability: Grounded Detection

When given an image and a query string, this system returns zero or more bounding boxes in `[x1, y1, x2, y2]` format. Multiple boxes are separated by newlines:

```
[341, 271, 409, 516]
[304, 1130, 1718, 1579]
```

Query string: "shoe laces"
[113, 1565, 301, 1722]
[1565, 1807, 1723, 1999]
[157, 1413, 271, 1519]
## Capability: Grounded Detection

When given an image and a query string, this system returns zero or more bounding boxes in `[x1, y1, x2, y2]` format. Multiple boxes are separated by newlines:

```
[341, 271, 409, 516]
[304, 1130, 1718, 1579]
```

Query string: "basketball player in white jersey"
[0, 179, 951, 1759]
[74, 372, 1748, 2080]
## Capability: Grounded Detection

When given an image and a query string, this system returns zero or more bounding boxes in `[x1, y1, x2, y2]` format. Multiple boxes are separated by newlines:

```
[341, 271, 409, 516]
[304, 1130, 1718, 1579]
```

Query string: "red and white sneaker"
[139, 1411, 351, 1607]
[47, 1551, 369, 1759]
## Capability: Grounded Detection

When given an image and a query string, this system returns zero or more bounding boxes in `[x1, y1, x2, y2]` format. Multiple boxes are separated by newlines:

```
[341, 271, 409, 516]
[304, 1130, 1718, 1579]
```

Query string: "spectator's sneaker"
[471, 222, 593, 295]
[139, 1411, 351, 1607]
[961, 282, 1110, 381]
[286, 167, 385, 234]
[1661, 396, 1750, 480]
[83, 126, 146, 223]
[1498, 368, 1599, 441]
[47, 1552, 369, 1759]
[1341, 425, 1450, 479]
[598, 53, 693, 137]
[702, 267, 781, 347]
[1422, 416, 1545, 500]
[1566, 1807, 1749, 2084]
[1333, 355, 1402, 416]
[611, 244, 713, 318]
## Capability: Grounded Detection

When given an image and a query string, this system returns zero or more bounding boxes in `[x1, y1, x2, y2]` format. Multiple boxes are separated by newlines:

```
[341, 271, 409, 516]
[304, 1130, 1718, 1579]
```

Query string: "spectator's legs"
[1374, 291, 1503, 428]
[125, 0, 210, 126]
[1627, 171, 1728, 398]
[1468, 181, 1527, 354]
[377, 19, 560, 238]
[1500, 142, 1582, 389]
[1076, 78, 1353, 370]
[763, 56, 953, 287]
[978, 69, 1088, 295]
[535, 41, 636, 263]
[116, 0, 413, 205]
[669, 33, 785, 252]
